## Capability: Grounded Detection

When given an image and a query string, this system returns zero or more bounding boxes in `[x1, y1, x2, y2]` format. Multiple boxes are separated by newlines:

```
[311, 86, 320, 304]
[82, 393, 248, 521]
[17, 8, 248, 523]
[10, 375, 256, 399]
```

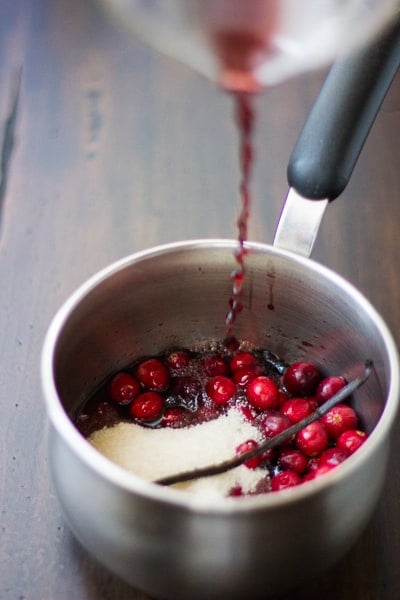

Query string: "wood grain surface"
[1, 1, 400, 598]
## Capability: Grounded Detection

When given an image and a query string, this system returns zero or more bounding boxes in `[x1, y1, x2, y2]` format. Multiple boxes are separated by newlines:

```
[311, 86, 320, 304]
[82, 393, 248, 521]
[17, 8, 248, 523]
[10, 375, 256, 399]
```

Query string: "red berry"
[129, 391, 164, 422]
[171, 376, 202, 403]
[161, 407, 191, 428]
[165, 350, 191, 370]
[283, 361, 321, 396]
[337, 429, 368, 454]
[278, 447, 308, 474]
[277, 389, 290, 406]
[237, 403, 257, 422]
[303, 463, 335, 482]
[233, 365, 260, 387]
[246, 376, 279, 411]
[206, 375, 236, 405]
[230, 352, 257, 372]
[223, 336, 240, 352]
[307, 397, 319, 411]
[318, 447, 348, 468]
[194, 403, 220, 423]
[258, 411, 292, 439]
[229, 485, 244, 497]
[235, 439, 262, 469]
[321, 403, 358, 439]
[136, 358, 169, 391]
[271, 470, 302, 492]
[109, 372, 140, 405]
[77, 400, 120, 437]
[259, 447, 275, 464]
[296, 421, 329, 457]
[307, 457, 319, 472]
[315, 375, 346, 404]
[281, 397, 313, 423]
[201, 355, 227, 376]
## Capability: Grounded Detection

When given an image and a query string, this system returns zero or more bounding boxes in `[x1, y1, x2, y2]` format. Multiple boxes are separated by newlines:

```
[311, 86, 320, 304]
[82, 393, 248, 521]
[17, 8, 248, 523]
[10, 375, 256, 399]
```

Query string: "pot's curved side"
[48, 420, 391, 599]
[42, 241, 399, 600]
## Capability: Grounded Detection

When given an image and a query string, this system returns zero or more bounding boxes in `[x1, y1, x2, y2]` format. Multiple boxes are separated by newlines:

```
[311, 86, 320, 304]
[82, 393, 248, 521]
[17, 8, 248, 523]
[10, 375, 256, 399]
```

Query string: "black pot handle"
[287, 17, 400, 201]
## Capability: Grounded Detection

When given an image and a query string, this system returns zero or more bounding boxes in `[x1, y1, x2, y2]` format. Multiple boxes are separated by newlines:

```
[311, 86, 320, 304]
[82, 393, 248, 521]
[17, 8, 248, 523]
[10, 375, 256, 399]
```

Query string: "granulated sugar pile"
[89, 408, 269, 499]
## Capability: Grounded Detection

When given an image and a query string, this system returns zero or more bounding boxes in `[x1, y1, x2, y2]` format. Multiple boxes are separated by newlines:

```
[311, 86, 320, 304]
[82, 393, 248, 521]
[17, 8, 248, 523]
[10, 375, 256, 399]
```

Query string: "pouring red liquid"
[225, 92, 255, 336]
[202, 7, 273, 336]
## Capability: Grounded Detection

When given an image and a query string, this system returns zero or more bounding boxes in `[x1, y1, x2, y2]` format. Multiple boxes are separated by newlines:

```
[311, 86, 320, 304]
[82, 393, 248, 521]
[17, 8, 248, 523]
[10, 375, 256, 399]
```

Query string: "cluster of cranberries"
[77, 343, 368, 496]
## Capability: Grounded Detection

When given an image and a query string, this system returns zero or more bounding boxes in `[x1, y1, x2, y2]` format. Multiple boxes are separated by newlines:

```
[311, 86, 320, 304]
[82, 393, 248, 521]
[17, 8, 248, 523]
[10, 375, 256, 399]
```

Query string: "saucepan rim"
[41, 238, 400, 514]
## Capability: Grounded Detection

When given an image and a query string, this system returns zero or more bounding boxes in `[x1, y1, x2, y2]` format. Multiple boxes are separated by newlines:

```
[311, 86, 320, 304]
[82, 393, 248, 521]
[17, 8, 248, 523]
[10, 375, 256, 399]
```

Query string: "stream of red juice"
[224, 91, 255, 341]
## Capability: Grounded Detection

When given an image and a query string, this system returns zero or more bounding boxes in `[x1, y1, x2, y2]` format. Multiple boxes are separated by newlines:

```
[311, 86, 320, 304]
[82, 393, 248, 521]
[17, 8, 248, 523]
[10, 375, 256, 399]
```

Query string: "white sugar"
[88, 409, 269, 499]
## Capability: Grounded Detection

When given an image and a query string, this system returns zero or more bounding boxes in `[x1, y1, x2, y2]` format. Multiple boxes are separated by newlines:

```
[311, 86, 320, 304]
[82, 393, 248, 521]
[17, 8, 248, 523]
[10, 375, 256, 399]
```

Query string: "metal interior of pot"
[51, 240, 397, 439]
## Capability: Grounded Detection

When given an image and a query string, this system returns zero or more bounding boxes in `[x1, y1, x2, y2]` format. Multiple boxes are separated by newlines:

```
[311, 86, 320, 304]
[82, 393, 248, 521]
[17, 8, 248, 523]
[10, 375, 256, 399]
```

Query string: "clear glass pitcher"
[98, 0, 399, 91]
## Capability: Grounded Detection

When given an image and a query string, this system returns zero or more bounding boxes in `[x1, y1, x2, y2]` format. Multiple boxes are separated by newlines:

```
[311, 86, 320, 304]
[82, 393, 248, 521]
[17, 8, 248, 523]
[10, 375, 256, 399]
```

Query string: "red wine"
[225, 91, 255, 336]
[200, 6, 278, 337]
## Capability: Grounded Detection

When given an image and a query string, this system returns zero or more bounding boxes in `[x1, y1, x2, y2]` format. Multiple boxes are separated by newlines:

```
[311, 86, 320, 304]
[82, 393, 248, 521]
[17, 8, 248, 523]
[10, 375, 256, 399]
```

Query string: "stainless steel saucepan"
[41, 21, 400, 600]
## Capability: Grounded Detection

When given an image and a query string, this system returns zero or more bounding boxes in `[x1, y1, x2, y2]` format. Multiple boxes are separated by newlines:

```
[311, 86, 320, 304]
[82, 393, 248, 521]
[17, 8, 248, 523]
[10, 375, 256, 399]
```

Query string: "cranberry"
[304, 463, 335, 482]
[337, 429, 368, 454]
[171, 376, 202, 403]
[165, 350, 191, 370]
[230, 352, 257, 372]
[318, 447, 348, 468]
[76, 400, 120, 437]
[321, 403, 358, 439]
[233, 365, 260, 387]
[307, 397, 319, 411]
[281, 397, 313, 423]
[258, 411, 292, 439]
[277, 389, 289, 406]
[278, 447, 308, 474]
[109, 372, 141, 405]
[129, 391, 164, 422]
[136, 358, 169, 391]
[161, 407, 191, 428]
[201, 354, 228, 376]
[296, 421, 329, 457]
[235, 439, 262, 469]
[223, 335, 240, 352]
[271, 470, 302, 491]
[246, 376, 279, 410]
[283, 361, 321, 396]
[307, 457, 319, 472]
[206, 375, 236, 405]
[229, 485, 244, 497]
[195, 403, 221, 423]
[237, 403, 257, 421]
[259, 447, 275, 464]
[316, 375, 346, 404]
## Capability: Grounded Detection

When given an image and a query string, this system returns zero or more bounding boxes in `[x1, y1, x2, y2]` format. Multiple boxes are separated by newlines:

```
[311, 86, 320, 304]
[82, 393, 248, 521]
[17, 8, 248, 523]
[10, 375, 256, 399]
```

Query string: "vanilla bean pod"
[156, 360, 372, 486]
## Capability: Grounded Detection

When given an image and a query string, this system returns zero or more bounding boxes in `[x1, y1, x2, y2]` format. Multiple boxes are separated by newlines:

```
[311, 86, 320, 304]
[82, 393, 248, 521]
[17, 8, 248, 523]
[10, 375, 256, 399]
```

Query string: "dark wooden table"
[1, 1, 400, 598]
